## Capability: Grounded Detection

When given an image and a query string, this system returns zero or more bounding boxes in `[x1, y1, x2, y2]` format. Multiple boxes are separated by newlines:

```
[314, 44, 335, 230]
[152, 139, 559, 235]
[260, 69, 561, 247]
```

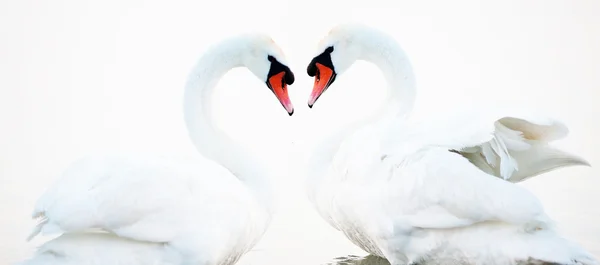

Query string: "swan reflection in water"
[324, 255, 391, 265]
[323, 255, 566, 265]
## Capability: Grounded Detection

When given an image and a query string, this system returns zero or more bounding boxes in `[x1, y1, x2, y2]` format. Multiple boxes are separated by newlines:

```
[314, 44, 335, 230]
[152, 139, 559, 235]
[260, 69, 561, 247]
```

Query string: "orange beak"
[308, 63, 336, 108]
[267, 71, 294, 116]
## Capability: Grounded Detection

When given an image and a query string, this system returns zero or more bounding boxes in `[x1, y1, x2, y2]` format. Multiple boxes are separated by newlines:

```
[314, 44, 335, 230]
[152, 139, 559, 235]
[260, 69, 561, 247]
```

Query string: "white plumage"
[20, 33, 294, 265]
[305, 23, 597, 265]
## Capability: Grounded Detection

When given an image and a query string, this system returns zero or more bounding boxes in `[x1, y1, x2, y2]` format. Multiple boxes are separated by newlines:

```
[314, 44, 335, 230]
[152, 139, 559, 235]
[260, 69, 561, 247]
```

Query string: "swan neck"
[359, 36, 416, 122]
[309, 37, 417, 184]
[183, 45, 274, 211]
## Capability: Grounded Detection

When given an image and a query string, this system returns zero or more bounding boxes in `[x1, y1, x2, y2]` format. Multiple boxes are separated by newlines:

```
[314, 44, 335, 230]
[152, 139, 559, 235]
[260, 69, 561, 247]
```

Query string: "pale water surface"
[1, 0, 599, 264]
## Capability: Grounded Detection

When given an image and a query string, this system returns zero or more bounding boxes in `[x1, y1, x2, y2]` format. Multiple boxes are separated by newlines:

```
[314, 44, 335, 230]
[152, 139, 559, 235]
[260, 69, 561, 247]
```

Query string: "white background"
[1, 0, 599, 264]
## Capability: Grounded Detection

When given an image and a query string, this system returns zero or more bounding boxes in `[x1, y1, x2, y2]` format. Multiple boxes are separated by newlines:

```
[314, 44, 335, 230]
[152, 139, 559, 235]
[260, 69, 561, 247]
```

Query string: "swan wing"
[392, 148, 552, 230]
[326, 145, 550, 236]
[385, 106, 589, 183]
[372, 107, 589, 231]
[28, 154, 252, 244]
[329, 146, 549, 235]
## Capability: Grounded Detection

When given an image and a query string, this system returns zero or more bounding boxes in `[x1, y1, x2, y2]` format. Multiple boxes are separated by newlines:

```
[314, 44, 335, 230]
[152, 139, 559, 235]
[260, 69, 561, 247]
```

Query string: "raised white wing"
[375, 107, 589, 230]
[28, 154, 256, 244]
[384, 106, 589, 183]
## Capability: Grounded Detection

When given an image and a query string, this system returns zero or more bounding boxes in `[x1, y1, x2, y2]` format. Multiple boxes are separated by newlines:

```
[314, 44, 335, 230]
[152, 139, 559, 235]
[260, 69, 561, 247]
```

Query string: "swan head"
[236, 34, 296, 115]
[306, 23, 387, 107]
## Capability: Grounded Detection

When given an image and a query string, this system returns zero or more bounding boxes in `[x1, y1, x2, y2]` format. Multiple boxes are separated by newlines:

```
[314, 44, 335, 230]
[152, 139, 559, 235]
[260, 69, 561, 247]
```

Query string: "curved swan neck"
[183, 42, 274, 211]
[355, 30, 417, 121]
[308, 29, 418, 185]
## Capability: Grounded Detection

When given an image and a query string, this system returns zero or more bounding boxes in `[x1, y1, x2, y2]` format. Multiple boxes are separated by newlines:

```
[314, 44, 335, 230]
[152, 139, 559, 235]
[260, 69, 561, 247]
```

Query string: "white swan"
[19, 33, 295, 265]
[305, 23, 597, 265]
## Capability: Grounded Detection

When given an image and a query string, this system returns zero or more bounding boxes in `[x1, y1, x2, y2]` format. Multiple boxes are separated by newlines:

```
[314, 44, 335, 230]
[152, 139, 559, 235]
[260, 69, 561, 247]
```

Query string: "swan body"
[20, 34, 295, 265]
[305, 24, 597, 265]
